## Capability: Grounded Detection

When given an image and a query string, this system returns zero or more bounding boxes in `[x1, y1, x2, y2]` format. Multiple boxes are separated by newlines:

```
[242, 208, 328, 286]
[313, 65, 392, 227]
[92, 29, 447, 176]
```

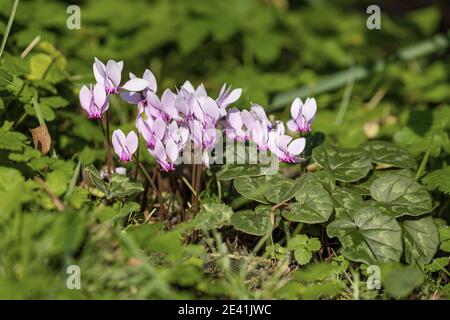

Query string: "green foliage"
[370, 172, 433, 217]
[287, 235, 321, 265]
[231, 205, 274, 236]
[327, 206, 403, 265]
[422, 167, 450, 195]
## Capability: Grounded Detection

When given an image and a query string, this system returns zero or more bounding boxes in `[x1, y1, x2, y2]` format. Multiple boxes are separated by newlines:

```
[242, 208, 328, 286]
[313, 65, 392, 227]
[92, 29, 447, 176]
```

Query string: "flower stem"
[98, 118, 115, 174]
[134, 156, 166, 221]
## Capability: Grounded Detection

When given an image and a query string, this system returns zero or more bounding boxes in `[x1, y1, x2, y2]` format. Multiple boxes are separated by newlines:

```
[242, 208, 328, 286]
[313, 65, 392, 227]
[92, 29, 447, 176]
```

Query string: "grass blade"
[0, 0, 20, 60]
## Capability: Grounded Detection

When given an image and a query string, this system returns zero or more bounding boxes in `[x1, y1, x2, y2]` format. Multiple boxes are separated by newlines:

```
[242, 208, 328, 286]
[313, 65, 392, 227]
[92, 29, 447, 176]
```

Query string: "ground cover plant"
[0, 0, 449, 300]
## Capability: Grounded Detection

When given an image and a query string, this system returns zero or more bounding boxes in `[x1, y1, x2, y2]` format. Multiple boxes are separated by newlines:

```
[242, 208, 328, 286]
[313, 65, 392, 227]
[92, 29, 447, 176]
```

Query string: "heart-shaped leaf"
[192, 203, 233, 230]
[312, 144, 372, 182]
[231, 205, 273, 236]
[331, 187, 364, 216]
[234, 174, 295, 204]
[370, 172, 433, 217]
[402, 216, 439, 265]
[215, 164, 263, 181]
[327, 206, 403, 265]
[361, 141, 417, 169]
[282, 182, 333, 224]
[233, 176, 271, 204]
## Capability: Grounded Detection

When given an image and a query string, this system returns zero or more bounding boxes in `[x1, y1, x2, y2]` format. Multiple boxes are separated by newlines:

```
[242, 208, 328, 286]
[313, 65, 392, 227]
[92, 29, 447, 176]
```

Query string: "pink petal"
[106, 60, 122, 87]
[302, 98, 317, 121]
[126, 131, 139, 154]
[291, 97, 301, 120]
[287, 138, 306, 156]
[79, 85, 92, 111]
[93, 83, 107, 108]
[122, 78, 150, 91]
[143, 69, 157, 92]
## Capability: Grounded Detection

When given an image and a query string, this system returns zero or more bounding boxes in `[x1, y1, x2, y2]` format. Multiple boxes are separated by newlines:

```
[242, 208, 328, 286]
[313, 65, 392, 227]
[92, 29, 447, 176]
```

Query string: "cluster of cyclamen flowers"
[79, 58, 317, 172]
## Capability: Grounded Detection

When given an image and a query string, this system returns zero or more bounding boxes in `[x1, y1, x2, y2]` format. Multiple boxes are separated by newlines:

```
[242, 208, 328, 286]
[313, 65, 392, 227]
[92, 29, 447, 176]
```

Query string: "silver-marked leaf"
[282, 182, 333, 224]
[312, 144, 372, 182]
[215, 164, 263, 181]
[263, 175, 295, 204]
[362, 141, 417, 169]
[231, 205, 273, 236]
[402, 216, 439, 265]
[192, 203, 233, 230]
[331, 187, 364, 217]
[327, 206, 403, 265]
[370, 172, 433, 217]
[108, 174, 144, 199]
[233, 176, 271, 204]
[291, 171, 336, 194]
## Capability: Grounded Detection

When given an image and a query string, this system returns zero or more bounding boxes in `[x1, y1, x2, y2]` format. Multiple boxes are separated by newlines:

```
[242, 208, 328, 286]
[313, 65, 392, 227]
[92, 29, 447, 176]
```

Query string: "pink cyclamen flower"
[216, 83, 242, 117]
[112, 129, 138, 162]
[93, 58, 124, 94]
[268, 133, 306, 163]
[287, 97, 317, 133]
[136, 114, 166, 149]
[79, 83, 109, 120]
[120, 69, 157, 105]
[149, 138, 179, 172]
[225, 108, 255, 141]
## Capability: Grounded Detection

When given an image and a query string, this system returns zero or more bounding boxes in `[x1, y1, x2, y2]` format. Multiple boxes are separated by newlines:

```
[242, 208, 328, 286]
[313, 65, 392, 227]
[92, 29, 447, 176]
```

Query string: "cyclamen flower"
[112, 129, 138, 162]
[136, 115, 166, 149]
[225, 108, 256, 141]
[93, 58, 123, 94]
[216, 84, 242, 116]
[120, 69, 157, 105]
[268, 127, 306, 163]
[287, 97, 317, 133]
[79, 83, 109, 120]
[150, 138, 179, 172]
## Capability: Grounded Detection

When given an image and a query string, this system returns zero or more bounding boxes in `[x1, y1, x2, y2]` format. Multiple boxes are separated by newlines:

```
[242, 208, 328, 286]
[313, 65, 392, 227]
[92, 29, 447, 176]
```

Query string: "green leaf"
[402, 216, 439, 265]
[361, 141, 417, 169]
[381, 263, 424, 299]
[192, 203, 233, 230]
[262, 175, 295, 204]
[312, 144, 372, 182]
[370, 172, 433, 217]
[425, 257, 449, 273]
[288, 235, 321, 265]
[84, 165, 143, 199]
[283, 181, 333, 224]
[215, 164, 263, 181]
[438, 226, 450, 252]
[231, 205, 273, 236]
[331, 187, 364, 217]
[108, 174, 144, 199]
[327, 206, 403, 264]
[0, 167, 30, 222]
[422, 167, 450, 195]
[233, 176, 271, 204]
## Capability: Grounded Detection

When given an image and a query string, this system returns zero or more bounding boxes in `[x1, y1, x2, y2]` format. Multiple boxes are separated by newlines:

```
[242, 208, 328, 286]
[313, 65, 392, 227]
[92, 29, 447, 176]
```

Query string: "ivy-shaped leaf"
[192, 203, 233, 230]
[233, 174, 295, 204]
[215, 164, 263, 181]
[370, 172, 433, 218]
[231, 205, 273, 236]
[283, 182, 333, 224]
[361, 141, 417, 169]
[312, 144, 372, 182]
[402, 216, 439, 265]
[439, 226, 450, 253]
[327, 206, 403, 265]
[331, 187, 364, 217]
[108, 174, 144, 199]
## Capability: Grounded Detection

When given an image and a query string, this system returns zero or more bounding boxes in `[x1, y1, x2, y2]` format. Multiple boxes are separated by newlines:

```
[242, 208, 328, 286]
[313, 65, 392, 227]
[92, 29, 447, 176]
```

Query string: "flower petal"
[287, 138, 306, 156]
[122, 78, 150, 91]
